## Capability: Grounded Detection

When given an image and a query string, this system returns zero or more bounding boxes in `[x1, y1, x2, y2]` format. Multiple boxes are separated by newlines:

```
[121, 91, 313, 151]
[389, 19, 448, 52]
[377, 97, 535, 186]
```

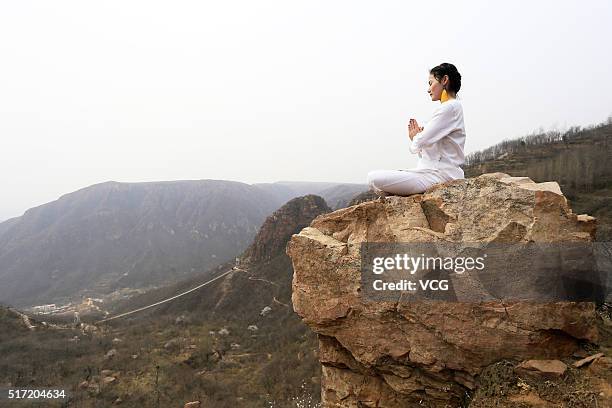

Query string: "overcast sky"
[1, 0, 611, 221]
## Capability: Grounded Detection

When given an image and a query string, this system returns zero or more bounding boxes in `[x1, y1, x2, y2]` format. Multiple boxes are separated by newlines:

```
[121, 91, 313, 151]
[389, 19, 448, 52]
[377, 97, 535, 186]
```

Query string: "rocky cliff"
[287, 173, 610, 407]
[241, 194, 331, 265]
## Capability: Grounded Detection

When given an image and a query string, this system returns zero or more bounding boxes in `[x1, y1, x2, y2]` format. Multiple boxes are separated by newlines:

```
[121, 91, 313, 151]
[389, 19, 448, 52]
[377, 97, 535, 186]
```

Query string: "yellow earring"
[440, 87, 449, 103]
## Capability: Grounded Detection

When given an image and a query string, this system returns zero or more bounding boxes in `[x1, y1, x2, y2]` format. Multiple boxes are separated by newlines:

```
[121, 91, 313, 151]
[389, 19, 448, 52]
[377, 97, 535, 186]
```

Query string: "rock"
[348, 190, 378, 206]
[164, 338, 181, 350]
[241, 195, 331, 265]
[184, 402, 201, 408]
[509, 392, 556, 407]
[260, 306, 272, 316]
[247, 324, 258, 332]
[112, 337, 122, 344]
[587, 356, 612, 377]
[131, 354, 139, 359]
[230, 343, 241, 350]
[104, 349, 117, 359]
[573, 352, 604, 368]
[286, 173, 599, 407]
[102, 376, 116, 385]
[514, 359, 567, 379]
[113, 397, 123, 405]
[217, 327, 229, 336]
[175, 315, 191, 325]
[100, 369, 120, 378]
[87, 383, 100, 395]
[81, 323, 97, 334]
[78, 380, 89, 389]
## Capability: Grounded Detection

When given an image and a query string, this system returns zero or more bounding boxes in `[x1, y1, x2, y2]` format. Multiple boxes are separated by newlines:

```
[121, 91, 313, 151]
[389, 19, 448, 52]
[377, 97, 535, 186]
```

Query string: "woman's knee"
[367, 169, 428, 196]
[367, 170, 384, 188]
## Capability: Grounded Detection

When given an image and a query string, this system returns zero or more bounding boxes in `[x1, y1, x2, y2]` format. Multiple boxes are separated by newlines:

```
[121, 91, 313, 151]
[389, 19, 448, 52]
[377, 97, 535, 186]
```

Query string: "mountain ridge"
[0, 179, 365, 307]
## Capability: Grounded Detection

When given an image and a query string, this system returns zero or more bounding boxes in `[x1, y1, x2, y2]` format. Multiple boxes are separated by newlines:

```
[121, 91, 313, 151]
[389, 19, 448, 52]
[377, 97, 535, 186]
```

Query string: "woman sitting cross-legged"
[367, 62, 466, 197]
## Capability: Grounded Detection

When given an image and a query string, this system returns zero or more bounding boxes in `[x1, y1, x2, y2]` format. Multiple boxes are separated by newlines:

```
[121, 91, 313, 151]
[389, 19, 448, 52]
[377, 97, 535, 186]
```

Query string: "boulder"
[287, 173, 600, 407]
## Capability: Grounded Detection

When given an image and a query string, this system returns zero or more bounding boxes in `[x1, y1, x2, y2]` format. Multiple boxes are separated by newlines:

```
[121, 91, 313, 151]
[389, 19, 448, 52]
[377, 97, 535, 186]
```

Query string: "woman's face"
[428, 73, 447, 101]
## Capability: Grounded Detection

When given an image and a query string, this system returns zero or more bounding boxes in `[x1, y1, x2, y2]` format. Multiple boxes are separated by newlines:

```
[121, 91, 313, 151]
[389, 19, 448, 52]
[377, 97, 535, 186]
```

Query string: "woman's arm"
[408, 103, 457, 154]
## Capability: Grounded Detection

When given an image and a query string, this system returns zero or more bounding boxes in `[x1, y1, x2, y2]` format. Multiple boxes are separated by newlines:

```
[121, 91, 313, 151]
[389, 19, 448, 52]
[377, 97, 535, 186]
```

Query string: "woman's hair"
[430, 63, 461, 94]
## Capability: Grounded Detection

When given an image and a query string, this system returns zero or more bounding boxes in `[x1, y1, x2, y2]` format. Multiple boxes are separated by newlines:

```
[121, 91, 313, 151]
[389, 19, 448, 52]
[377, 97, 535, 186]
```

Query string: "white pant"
[367, 167, 460, 196]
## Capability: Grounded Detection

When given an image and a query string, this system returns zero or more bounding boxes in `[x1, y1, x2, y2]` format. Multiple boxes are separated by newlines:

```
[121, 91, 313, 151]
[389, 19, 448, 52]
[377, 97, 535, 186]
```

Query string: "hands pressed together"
[408, 118, 424, 140]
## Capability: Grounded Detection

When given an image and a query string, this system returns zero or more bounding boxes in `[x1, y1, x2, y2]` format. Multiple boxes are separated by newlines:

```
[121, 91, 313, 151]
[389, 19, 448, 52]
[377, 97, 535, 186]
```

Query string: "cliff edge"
[287, 173, 610, 407]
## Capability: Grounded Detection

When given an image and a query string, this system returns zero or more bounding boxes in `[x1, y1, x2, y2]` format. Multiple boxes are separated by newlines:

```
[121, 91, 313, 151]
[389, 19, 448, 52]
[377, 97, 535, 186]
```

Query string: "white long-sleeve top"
[409, 99, 466, 178]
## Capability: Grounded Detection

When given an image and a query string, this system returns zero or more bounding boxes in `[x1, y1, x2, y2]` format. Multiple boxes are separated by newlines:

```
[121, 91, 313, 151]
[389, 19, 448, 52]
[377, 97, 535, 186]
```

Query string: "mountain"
[0, 179, 364, 308]
[0, 179, 281, 307]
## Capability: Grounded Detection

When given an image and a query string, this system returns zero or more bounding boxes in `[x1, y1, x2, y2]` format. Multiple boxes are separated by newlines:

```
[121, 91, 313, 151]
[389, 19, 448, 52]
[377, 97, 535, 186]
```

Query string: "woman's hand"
[408, 118, 424, 140]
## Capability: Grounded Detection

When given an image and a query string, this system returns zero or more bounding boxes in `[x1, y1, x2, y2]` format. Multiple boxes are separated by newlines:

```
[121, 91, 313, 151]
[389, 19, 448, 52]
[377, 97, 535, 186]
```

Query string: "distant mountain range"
[0, 179, 367, 307]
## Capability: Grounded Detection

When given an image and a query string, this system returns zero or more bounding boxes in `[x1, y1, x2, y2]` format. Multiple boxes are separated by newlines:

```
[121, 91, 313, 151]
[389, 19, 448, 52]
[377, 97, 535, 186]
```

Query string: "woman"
[367, 63, 466, 196]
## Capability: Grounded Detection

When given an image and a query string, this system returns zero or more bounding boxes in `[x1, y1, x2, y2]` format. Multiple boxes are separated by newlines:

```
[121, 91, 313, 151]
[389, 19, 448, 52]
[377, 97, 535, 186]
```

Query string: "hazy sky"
[1, 0, 611, 221]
